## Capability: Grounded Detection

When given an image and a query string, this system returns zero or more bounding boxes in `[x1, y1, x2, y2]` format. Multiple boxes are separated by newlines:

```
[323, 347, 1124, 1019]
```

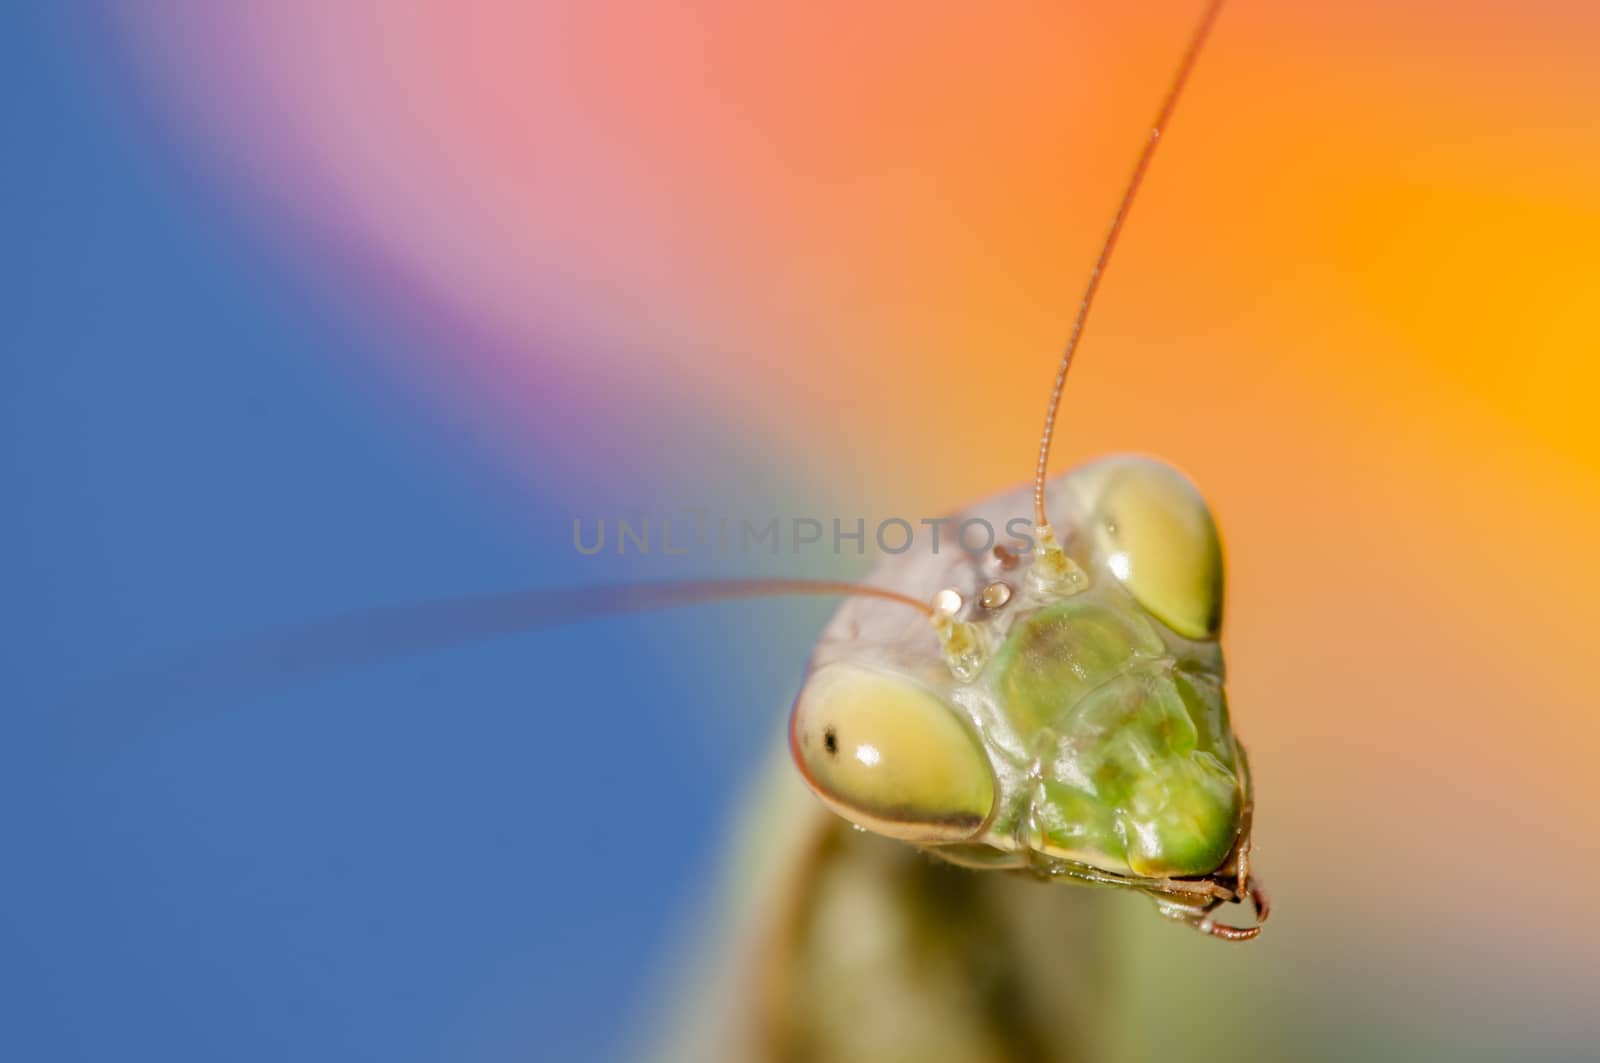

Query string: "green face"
[995, 600, 1239, 877]
[789, 456, 1245, 884]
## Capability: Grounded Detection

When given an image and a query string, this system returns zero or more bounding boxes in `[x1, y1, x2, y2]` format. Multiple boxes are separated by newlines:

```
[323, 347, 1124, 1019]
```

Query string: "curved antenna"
[1032, 0, 1225, 530]
[53, 578, 935, 754]
[71, 579, 931, 705]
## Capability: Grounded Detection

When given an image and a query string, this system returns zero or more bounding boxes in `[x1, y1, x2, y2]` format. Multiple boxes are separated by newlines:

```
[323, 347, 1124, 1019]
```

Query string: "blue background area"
[1, 7, 819, 1059]
[7, 8, 1600, 1063]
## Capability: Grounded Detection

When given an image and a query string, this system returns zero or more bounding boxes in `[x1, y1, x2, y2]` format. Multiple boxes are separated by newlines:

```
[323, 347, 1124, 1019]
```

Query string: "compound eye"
[1092, 459, 1224, 640]
[789, 664, 995, 843]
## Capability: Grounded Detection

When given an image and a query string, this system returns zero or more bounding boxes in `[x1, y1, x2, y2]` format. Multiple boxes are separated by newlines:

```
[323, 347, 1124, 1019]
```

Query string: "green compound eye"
[789, 664, 996, 843]
[1091, 459, 1224, 640]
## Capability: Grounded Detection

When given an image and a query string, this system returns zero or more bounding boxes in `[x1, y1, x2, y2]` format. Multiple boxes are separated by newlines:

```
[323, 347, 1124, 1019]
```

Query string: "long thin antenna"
[1032, 0, 1225, 530]
[114, 577, 937, 696]
[57, 578, 936, 750]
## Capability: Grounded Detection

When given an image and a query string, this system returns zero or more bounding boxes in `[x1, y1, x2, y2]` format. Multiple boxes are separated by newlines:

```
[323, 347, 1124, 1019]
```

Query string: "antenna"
[68, 578, 931, 710]
[55, 573, 1025, 761]
[1031, 0, 1225, 533]
[53, 578, 942, 758]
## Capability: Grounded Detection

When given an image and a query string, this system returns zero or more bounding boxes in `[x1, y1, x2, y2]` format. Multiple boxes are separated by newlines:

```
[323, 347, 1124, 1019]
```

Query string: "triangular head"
[790, 457, 1267, 939]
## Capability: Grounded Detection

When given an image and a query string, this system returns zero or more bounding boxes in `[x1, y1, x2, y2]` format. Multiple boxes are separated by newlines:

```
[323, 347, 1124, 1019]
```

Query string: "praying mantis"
[650, 2, 1267, 1055]
[91, 2, 1265, 1058]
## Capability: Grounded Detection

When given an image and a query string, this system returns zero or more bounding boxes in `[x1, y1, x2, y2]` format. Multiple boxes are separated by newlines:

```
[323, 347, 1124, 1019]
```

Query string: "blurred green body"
[657, 756, 1119, 1063]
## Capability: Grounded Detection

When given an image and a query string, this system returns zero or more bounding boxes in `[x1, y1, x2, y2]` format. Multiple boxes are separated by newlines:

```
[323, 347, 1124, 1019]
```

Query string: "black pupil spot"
[823, 727, 838, 755]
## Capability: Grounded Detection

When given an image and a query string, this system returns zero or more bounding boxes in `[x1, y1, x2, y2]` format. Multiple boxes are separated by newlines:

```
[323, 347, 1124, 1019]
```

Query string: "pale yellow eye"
[1091, 459, 1223, 640]
[789, 664, 995, 843]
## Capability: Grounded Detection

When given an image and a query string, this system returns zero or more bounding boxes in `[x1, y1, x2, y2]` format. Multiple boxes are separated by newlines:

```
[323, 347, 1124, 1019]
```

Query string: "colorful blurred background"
[5, 1, 1597, 1059]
